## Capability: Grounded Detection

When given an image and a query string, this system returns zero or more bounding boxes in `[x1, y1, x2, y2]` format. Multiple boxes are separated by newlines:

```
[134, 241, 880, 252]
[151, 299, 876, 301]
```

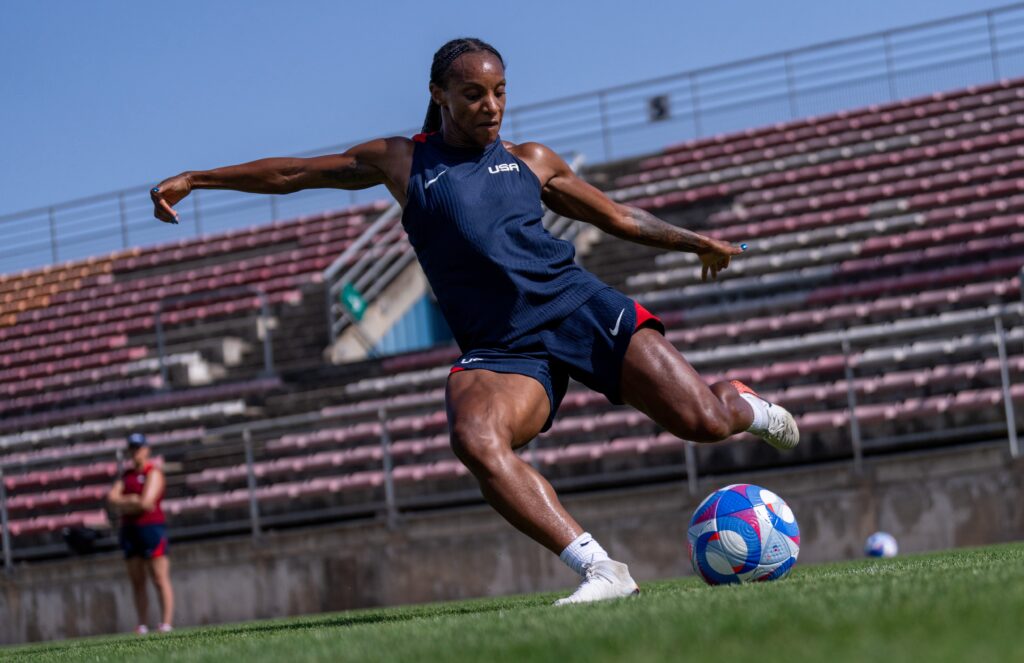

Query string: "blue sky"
[0, 0, 1008, 216]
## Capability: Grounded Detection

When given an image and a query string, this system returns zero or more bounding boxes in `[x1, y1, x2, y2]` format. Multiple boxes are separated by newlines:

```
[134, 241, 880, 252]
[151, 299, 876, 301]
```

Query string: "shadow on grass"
[210, 594, 552, 636]
[5, 593, 555, 658]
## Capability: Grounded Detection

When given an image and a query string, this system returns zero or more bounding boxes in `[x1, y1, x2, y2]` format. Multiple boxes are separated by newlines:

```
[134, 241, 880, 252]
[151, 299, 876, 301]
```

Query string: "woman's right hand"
[150, 173, 192, 224]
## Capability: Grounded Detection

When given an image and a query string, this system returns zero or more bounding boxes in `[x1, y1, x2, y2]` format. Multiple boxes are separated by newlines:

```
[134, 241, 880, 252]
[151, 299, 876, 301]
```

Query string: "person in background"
[107, 432, 174, 634]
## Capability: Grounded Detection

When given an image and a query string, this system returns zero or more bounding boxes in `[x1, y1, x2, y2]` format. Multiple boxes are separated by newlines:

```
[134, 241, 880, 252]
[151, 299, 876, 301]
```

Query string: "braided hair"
[423, 38, 505, 133]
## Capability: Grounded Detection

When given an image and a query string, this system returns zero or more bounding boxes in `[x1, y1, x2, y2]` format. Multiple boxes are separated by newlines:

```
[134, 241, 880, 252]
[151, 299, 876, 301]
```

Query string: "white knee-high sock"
[559, 532, 611, 576]
[738, 392, 770, 434]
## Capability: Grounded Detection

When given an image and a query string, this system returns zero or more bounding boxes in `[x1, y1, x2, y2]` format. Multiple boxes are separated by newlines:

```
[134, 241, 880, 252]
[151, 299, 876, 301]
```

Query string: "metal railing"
[324, 202, 408, 347]
[2, 305, 1022, 568]
[154, 286, 276, 385]
[6, 3, 1024, 275]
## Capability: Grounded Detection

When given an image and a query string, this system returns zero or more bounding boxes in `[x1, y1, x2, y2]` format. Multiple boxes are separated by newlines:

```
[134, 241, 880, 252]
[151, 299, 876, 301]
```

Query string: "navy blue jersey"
[402, 133, 607, 350]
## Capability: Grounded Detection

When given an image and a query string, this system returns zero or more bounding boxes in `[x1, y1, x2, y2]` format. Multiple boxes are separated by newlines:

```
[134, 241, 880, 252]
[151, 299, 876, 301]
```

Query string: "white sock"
[559, 532, 611, 576]
[739, 393, 770, 434]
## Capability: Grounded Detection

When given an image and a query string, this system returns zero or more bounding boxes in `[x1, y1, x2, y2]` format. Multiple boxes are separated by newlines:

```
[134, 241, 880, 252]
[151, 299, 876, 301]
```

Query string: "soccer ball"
[687, 483, 800, 585]
[864, 531, 898, 558]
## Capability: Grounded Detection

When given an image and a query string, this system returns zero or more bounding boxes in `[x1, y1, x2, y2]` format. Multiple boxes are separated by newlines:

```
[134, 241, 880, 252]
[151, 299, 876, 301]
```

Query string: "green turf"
[6, 543, 1024, 663]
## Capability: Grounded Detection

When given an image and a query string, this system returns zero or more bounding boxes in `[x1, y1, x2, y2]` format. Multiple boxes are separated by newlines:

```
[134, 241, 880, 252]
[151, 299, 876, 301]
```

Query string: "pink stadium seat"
[3, 461, 119, 492]
[0, 429, 201, 469]
[662, 277, 1017, 349]
[621, 90, 1024, 194]
[7, 509, 108, 538]
[644, 79, 1019, 171]
[6, 485, 109, 515]
[0, 377, 276, 435]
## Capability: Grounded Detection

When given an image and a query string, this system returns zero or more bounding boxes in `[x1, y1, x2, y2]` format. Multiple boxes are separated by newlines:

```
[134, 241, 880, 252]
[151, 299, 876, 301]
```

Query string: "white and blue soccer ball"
[687, 483, 800, 585]
[864, 531, 898, 558]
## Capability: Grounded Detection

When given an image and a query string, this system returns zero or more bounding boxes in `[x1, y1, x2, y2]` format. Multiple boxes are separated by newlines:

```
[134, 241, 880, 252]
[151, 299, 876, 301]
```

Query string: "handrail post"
[243, 429, 262, 540]
[192, 190, 203, 236]
[842, 337, 864, 474]
[689, 73, 703, 138]
[994, 316, 1019, 458]
[505, 108, 518, 144]
[987, 10, 1001, 80]
[527, 437, 540, 469]
[783, 53, 799, 119]
[47, 206, 58, 263]
[118, 192, 130, 249]
[378, 408, 398, 530]
[325, 278, 336, 344]
[882, 32, 898, 102]
[597, 91, 612, 161]
[683, 441, 699, 497]
[257, 290, 275, 377]
[154, 301, 169, 389]
[0, 468, 13, 574]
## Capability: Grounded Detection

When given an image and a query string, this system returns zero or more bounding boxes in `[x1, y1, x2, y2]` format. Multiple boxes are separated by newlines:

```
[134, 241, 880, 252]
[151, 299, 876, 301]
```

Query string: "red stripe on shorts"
[634, 301, 663, 331]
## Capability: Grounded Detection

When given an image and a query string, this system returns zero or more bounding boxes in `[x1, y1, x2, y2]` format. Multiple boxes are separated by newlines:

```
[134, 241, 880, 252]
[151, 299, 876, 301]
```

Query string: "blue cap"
[127, 432, 148, 447]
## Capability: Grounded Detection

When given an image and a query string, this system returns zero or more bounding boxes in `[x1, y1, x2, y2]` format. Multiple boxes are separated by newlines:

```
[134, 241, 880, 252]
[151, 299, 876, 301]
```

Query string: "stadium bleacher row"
[3, 76, 1024, 557]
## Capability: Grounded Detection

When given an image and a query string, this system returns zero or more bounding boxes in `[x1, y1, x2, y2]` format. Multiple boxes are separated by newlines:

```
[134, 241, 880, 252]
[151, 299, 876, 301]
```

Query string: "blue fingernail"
[152, 187, 160, 193]
[740, 243, 748, 251]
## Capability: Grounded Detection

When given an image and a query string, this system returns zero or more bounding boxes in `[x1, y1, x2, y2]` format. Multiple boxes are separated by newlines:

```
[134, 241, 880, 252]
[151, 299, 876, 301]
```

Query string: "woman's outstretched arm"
[151, 137, 411, 224]
[520, 142, 743, 281]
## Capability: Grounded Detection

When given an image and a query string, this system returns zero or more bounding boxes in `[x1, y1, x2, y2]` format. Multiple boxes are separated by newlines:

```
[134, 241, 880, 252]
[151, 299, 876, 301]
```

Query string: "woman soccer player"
[150, 37, 798, 604]
[107, 433, 175, 632]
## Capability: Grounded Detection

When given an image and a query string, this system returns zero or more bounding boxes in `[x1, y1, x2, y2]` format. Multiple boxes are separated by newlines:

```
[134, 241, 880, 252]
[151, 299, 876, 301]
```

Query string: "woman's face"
[431, 51, 506, 147]
[130, 445, 149, 466]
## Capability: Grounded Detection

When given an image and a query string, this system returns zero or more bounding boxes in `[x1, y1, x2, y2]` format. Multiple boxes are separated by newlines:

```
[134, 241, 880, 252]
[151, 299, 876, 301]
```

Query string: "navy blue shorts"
[119, 523, 168, 559]
[450, 287, 665, 431]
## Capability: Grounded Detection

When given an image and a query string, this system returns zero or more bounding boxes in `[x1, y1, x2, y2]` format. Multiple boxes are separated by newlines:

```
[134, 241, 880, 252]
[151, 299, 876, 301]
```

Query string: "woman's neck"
[440, 123, 489, 150]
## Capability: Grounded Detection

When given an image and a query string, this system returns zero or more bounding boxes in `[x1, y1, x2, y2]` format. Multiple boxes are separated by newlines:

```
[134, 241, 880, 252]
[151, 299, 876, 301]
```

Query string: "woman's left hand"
[698, 239, 744, 281]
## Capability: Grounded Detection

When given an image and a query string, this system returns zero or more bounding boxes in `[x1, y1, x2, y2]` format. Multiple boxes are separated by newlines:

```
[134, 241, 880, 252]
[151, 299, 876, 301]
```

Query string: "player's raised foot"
[553, 560, 640, 606]
[730, 380, 800, 451]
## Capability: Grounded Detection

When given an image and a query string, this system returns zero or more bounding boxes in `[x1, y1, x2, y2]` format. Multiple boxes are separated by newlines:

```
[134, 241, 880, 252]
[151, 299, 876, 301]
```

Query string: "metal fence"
[2, 308, 1022, 570]
[5, 3, 1024, 275]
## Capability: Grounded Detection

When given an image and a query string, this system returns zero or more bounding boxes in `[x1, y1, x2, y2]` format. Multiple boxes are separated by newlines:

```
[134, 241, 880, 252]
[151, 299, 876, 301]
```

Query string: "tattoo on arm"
[623, 206, 712, 253]
[319, 159, 382, 190]
[322, 163, 357, 183]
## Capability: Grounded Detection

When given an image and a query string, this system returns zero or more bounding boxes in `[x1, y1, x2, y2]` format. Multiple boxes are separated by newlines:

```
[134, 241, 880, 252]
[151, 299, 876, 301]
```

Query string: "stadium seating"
[5, 76, 1024, 558]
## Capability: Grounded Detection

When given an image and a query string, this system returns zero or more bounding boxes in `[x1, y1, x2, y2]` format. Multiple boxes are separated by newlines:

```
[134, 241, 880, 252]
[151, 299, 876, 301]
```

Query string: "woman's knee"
[449, 418, 512, 471]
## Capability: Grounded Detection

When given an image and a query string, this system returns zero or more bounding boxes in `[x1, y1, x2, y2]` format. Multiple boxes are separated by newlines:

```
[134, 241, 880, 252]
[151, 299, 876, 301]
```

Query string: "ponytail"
[422, 99, 442, 133]
[424, 37, 504, 134]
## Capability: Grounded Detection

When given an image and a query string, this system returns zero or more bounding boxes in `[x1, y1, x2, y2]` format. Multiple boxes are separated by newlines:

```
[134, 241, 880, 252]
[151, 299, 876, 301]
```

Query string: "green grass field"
[7, 543, 1024, 663]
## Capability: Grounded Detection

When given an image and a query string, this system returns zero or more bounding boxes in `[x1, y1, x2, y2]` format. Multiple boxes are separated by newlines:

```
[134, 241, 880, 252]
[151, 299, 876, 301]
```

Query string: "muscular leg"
[447, 369, 583, 554]
[621, 328, 753, 442]
[126, 558, 149, 627]
[147, 556, 174, 626]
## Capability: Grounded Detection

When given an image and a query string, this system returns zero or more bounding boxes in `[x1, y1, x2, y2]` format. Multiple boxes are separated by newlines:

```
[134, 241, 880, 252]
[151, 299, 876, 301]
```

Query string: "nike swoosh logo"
[425, 169, 448, 189]
[609, 308, 625, 336]
[460, 357, 484, 364]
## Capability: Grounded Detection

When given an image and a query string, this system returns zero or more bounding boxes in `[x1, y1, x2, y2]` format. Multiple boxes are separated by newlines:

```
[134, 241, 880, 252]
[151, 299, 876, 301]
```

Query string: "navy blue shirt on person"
[402, 132, 608, 351]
